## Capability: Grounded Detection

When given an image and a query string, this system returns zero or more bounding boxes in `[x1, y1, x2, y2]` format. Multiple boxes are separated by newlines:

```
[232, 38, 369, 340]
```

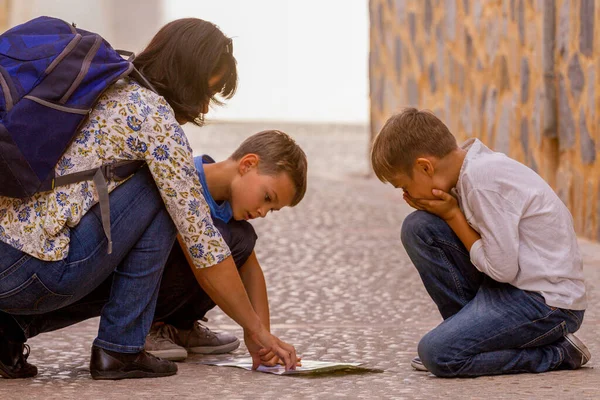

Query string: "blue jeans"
[401, 211, 585, 377]
[17, 219, 256, 338]
[0, 167, 177, 353]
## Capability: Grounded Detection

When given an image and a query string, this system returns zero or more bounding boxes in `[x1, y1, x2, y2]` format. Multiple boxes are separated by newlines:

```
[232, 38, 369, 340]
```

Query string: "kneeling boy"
[371, 108, 589, 377]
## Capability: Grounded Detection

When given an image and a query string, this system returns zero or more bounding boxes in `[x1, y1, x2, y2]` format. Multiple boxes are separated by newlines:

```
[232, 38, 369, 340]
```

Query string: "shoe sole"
[410, 358, 429, 372]
[91, 369, 177, 380]
[564, 333, 591, 366]
[187, 338, 240, 354]
[0, 365, 37, 379]
[146, 348, 188, 361]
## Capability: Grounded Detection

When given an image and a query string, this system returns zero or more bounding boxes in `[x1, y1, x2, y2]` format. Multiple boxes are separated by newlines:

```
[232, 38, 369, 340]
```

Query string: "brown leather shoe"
[90, 345, 177, 380]
[0, 339, 38, 379]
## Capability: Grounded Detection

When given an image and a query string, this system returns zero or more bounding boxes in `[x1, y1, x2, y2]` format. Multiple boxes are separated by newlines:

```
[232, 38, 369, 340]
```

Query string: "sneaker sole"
[564, 333, 591, 366]
[410, 358, 429, 372]
[187, 338, 240, 354]
[146, 348, 188, 361]
[91, 369, 177, 380]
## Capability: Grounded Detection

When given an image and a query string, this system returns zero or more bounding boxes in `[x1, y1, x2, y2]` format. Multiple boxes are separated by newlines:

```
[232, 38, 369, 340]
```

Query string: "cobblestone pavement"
[1, 122, 599, 399]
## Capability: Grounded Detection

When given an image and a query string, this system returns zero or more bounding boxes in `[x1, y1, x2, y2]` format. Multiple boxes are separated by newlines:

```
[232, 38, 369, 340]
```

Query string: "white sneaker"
[410, 356, 428, 372]
[561, 333, 591, 368]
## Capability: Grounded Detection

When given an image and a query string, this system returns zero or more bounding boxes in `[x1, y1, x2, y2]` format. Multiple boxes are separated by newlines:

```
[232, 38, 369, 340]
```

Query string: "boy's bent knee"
[216, 220, 257, 268]
[417, 330, 460, 378]
[401, 211, 445, 247]
[231, 220, 257, 256]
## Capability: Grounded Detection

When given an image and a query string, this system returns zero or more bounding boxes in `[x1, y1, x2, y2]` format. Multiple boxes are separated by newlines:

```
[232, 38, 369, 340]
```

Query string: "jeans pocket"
[0, 273, 73, 315]
[0, 253, 31, 280]
[520, 321, 567, 348]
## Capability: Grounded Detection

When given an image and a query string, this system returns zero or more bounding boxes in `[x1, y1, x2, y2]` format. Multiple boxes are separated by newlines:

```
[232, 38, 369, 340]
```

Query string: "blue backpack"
[0, 16, 154, 253]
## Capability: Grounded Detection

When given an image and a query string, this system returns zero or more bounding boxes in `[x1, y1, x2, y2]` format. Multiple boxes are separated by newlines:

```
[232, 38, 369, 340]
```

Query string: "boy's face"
[390, 158, 451, 201]
[230, 155, 297, 221]
[391, 171, 436, 201]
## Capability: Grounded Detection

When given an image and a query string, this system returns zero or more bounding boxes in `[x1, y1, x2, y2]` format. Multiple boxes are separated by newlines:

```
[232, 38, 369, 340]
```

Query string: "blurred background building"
[0, 0, 370, 123]
[1, 0, 598, 242]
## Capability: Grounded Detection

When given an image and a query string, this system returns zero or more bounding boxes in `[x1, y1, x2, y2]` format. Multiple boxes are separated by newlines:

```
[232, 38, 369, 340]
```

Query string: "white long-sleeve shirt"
[454, 139, 586, 310]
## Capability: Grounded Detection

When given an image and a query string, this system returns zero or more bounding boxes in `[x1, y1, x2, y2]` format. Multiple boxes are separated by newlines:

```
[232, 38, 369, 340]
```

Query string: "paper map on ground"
[200, 358, 381, 375]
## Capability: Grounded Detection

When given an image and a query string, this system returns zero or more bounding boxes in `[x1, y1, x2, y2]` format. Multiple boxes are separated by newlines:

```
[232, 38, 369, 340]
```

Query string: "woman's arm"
[237, 250, 301, 367]
[239, 251, 270, 331]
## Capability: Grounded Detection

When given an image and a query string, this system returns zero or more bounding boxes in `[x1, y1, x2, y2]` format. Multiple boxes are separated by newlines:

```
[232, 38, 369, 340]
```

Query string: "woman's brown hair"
[133, 18, 237, 126]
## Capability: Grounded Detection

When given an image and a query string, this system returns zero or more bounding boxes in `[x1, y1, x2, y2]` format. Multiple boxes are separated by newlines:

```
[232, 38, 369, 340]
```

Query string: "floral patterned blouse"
[0, 79, 230, 268]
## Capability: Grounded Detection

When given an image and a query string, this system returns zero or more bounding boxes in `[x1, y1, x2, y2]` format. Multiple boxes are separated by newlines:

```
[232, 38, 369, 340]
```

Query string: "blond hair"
[371, 108, 458, 182]
[230, 130, 308, 206]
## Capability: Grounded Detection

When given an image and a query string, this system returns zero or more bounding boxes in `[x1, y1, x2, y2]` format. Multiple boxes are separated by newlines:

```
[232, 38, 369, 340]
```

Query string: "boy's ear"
[238, 154, 260, 175]
[415, 157, 435, 177]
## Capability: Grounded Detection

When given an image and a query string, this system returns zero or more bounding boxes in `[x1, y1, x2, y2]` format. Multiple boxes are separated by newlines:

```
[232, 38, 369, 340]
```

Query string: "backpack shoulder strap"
[115, 50, 158, 94]
[53, 160, 145, 254]
[51, 160, 144, 188]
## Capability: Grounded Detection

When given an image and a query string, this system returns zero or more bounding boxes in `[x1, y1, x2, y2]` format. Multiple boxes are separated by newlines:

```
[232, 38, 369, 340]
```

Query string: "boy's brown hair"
[230, 130, 308, 206]
[371, 108, 458, 182]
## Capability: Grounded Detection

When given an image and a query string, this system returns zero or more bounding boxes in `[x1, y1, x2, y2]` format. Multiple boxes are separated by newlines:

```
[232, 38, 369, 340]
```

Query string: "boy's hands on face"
[403, 189, 462, 222]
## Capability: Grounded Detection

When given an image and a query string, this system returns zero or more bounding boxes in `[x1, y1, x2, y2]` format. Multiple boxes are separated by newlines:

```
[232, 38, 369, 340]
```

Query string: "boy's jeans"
[0, 167, 177, 353]
[13, 219, 257, 338]
[402, 211, 585, 377]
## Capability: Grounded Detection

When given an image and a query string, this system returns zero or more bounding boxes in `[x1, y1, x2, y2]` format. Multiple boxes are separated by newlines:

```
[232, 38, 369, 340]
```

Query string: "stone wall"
[370, 0, 600, 241]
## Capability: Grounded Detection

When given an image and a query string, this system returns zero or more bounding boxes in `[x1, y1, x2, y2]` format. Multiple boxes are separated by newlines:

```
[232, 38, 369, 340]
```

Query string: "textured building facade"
[370, 0, 600, 241]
